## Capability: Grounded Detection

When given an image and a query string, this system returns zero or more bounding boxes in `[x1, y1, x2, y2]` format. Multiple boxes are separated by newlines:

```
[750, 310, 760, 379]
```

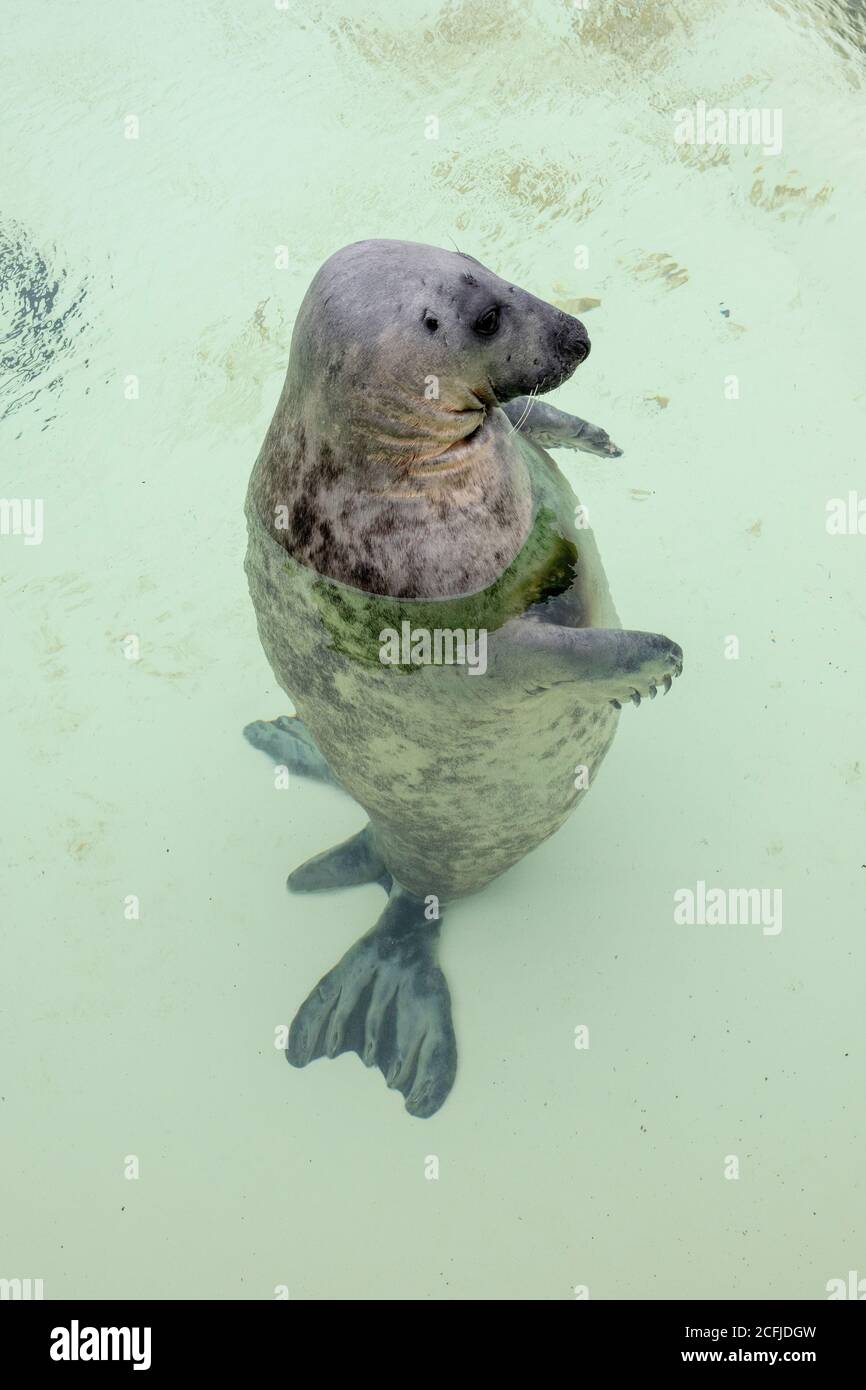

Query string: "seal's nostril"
[553, 317, 591, 366]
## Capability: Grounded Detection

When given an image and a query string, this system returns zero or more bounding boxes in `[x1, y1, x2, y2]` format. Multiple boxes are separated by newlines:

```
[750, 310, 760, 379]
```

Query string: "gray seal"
[244, 239, 683, 1117]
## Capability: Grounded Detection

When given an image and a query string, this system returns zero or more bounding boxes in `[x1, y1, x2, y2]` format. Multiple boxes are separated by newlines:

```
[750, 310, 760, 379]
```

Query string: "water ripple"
[0, 220, 90, 432]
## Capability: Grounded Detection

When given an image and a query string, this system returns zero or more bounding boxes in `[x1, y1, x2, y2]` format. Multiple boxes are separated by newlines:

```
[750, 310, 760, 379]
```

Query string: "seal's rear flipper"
[288, 823, 391, 894]
[501, 397, 622, 457]
[243, 715, 341, 787]
[495, 621, 683, 706]
[287, 888, 457, 1118]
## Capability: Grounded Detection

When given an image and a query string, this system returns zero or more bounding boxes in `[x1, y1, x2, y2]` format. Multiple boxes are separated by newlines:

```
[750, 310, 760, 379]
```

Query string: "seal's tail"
[287, 886, 457, 1119]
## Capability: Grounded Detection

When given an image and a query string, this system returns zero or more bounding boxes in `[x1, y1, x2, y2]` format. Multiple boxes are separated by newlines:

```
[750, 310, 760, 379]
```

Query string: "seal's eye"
[474, 306, 500, 337]
[424, 314, 439, 332]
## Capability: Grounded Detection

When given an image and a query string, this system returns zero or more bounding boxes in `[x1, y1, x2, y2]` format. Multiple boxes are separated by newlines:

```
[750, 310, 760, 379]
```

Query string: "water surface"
[2, 0, 864, 1299]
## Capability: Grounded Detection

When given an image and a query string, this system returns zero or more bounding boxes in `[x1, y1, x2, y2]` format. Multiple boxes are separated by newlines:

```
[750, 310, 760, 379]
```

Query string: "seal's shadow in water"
[244, 239, 683, 1117]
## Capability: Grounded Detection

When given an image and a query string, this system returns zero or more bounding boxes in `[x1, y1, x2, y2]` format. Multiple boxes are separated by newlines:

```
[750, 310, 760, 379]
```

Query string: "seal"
[244, 239, 683, 1117]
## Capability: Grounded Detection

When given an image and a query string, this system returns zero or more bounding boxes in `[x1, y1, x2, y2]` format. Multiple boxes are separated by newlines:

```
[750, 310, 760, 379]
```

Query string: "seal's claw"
[604, 634, 683, 709]
[576, 422, 622, 458]
[286, 889, 456, 1117]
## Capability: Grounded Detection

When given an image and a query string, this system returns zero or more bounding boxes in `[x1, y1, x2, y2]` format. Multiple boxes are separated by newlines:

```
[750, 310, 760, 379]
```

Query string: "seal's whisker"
[516, 387, 539, 433]
[509, 385, 539, 434]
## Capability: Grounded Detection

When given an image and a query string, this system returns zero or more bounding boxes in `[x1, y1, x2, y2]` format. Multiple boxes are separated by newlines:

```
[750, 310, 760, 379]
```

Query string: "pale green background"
[1, 0, 864, 1299]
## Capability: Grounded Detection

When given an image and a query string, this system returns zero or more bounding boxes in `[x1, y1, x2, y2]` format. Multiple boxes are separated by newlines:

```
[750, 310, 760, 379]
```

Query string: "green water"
[2, 0, 864, 1300]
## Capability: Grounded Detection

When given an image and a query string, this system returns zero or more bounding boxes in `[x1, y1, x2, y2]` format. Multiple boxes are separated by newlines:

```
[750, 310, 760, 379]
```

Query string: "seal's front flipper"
[287, 888, 457, 1118]
[243, 714, 341, 787]
[496, 621, 683, 705]
[501, 397, 622, 457]
[288, 823, 391, 894]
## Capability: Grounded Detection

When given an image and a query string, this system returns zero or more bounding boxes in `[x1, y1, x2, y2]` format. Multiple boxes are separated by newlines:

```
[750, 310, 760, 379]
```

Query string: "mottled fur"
[245, 442, 620, 900]
[244, 241, 683, 1115]
[249, 239, 597, 598]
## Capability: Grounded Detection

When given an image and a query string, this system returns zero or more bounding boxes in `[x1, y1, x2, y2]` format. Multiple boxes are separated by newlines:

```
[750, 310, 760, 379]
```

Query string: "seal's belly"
[246, 512, 618, 899]
[316, 676, 618, 899]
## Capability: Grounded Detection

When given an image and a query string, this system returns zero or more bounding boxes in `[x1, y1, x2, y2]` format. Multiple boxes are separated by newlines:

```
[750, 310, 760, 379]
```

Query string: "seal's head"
[283, 239, 591, 474]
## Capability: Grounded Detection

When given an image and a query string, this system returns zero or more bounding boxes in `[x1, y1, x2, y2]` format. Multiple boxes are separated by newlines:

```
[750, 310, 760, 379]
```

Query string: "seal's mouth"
[445, 414, 485, 452]
[408, 401, 488, 474]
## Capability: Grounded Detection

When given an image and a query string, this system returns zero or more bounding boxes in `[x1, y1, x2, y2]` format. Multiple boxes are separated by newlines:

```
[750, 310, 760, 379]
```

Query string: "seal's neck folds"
[294, 362, 503, 487]
[251, 380, 534, 598]
[248, 248, 541, 595]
